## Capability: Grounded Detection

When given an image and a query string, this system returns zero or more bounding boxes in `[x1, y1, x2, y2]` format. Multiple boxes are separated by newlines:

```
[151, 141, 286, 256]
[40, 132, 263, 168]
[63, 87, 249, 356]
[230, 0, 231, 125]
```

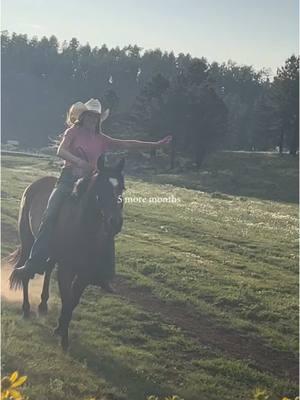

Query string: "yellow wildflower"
[253, 388, 269, 400]
[1, 371, 27, 400]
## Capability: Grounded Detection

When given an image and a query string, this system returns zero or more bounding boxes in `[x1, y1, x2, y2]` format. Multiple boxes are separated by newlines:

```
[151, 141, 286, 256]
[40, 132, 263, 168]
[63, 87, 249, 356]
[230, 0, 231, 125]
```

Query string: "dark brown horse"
[9, 155, 125, 350]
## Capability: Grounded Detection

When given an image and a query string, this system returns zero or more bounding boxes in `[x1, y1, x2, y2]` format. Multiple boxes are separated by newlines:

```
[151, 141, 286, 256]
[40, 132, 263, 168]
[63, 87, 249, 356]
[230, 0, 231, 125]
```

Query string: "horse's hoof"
[23, 310, 31, 319]
[38, 303, 48, 316]
[53, 326, 62, 336]
[100, 282, 115, 294]
[61, 337, 69, 352]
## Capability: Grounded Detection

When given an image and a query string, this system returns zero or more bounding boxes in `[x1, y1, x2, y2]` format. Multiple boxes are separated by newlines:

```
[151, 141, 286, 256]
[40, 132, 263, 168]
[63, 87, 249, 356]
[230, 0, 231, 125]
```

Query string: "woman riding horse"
[11, 98, 172, 291]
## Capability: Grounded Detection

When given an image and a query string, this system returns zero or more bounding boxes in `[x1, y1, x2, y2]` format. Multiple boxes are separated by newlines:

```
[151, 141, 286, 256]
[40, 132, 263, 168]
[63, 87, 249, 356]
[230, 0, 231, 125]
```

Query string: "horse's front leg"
[38, 262, 55, 316]
[22, 277, 30, 319]
[54, 266, 73, 350]
[70, 275, 88, 310]
[60, 275, 87, 351]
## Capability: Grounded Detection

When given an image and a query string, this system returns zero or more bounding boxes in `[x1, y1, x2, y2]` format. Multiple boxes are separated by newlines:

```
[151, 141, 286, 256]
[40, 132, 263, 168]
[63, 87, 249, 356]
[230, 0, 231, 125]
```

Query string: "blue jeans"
[26, 167, 77, 273]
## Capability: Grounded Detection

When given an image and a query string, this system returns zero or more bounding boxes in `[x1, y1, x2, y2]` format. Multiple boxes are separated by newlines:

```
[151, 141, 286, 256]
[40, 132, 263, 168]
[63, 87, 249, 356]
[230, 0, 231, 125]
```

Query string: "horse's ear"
[97, 154, 105, 171]
[116, 157, 125, 172]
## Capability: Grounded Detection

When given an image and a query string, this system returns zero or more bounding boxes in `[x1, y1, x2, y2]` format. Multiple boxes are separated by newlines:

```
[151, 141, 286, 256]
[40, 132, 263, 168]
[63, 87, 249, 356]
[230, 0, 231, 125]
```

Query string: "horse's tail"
[9, 187, 35, 290]
[9, 269, 24, 290]
[5, 246, 21, 266]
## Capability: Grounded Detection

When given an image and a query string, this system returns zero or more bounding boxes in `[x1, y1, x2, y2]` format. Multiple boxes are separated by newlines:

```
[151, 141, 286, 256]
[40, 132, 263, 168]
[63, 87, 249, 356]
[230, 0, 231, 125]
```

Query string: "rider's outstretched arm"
[101, 133, 172, 151]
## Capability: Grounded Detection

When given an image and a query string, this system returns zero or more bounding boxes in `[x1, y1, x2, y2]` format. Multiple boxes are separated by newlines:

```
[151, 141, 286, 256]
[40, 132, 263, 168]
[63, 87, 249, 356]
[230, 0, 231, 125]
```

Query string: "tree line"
[1, 31, 299, 166]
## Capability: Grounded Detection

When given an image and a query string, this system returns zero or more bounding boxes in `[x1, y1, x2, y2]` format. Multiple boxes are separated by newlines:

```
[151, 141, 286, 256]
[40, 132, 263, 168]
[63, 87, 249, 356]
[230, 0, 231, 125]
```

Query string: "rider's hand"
[156, 135, 173, 147]
[77, 159, 94, 175]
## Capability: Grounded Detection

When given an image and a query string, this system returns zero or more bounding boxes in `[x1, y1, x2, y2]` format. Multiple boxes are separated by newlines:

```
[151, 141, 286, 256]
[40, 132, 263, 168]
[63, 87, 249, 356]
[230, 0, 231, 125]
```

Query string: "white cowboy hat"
[67, 98, 110, 125]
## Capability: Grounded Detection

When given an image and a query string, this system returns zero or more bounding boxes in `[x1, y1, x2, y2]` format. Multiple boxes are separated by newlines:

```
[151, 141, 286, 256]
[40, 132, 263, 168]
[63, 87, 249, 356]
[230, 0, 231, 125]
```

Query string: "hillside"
[1, 152, 298, 400]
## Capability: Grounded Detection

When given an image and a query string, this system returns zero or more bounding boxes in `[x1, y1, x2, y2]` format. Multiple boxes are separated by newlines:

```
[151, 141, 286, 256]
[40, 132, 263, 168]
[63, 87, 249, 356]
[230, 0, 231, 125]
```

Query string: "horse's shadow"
[68, 337, 172, 400]
[3, 301, 171, 400]
[31, 300, 171, 399]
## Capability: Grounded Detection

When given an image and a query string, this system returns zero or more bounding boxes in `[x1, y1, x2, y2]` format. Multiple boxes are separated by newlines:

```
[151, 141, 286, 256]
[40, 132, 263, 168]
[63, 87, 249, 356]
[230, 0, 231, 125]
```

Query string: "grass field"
[1, 152, 299, 400]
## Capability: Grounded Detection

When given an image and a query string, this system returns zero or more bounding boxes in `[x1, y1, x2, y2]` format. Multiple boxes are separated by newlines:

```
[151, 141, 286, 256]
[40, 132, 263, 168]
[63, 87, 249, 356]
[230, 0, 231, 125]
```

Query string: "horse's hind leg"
[38, 263, 55, 316]
[22, 277, 30, 319]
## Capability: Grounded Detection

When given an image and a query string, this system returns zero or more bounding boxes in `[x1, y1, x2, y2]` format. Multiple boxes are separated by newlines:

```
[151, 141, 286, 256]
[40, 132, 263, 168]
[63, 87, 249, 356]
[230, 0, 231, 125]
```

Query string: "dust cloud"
[1, 260, 44, 305]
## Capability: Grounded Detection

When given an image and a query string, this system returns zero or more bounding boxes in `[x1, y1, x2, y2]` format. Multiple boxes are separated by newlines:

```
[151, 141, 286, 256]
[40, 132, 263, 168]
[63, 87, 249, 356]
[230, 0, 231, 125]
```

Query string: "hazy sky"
[1, 0, 299, 74]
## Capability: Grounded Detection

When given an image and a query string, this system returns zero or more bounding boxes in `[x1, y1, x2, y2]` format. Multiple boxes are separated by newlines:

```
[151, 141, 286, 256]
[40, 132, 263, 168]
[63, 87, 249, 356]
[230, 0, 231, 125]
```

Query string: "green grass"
[134, 151, 299, 204]
[1, 152, 298, 400]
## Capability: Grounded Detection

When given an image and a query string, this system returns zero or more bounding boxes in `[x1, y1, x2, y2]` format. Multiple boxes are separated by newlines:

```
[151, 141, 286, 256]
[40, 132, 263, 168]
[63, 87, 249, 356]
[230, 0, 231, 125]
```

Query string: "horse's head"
[74, 155, 125, 236]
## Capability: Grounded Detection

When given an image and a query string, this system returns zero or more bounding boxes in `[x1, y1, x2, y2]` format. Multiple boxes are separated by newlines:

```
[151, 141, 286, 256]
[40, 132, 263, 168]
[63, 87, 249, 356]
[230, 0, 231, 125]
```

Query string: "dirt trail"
[1, 261, 44, 305]
[115, 276, 299, 382]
